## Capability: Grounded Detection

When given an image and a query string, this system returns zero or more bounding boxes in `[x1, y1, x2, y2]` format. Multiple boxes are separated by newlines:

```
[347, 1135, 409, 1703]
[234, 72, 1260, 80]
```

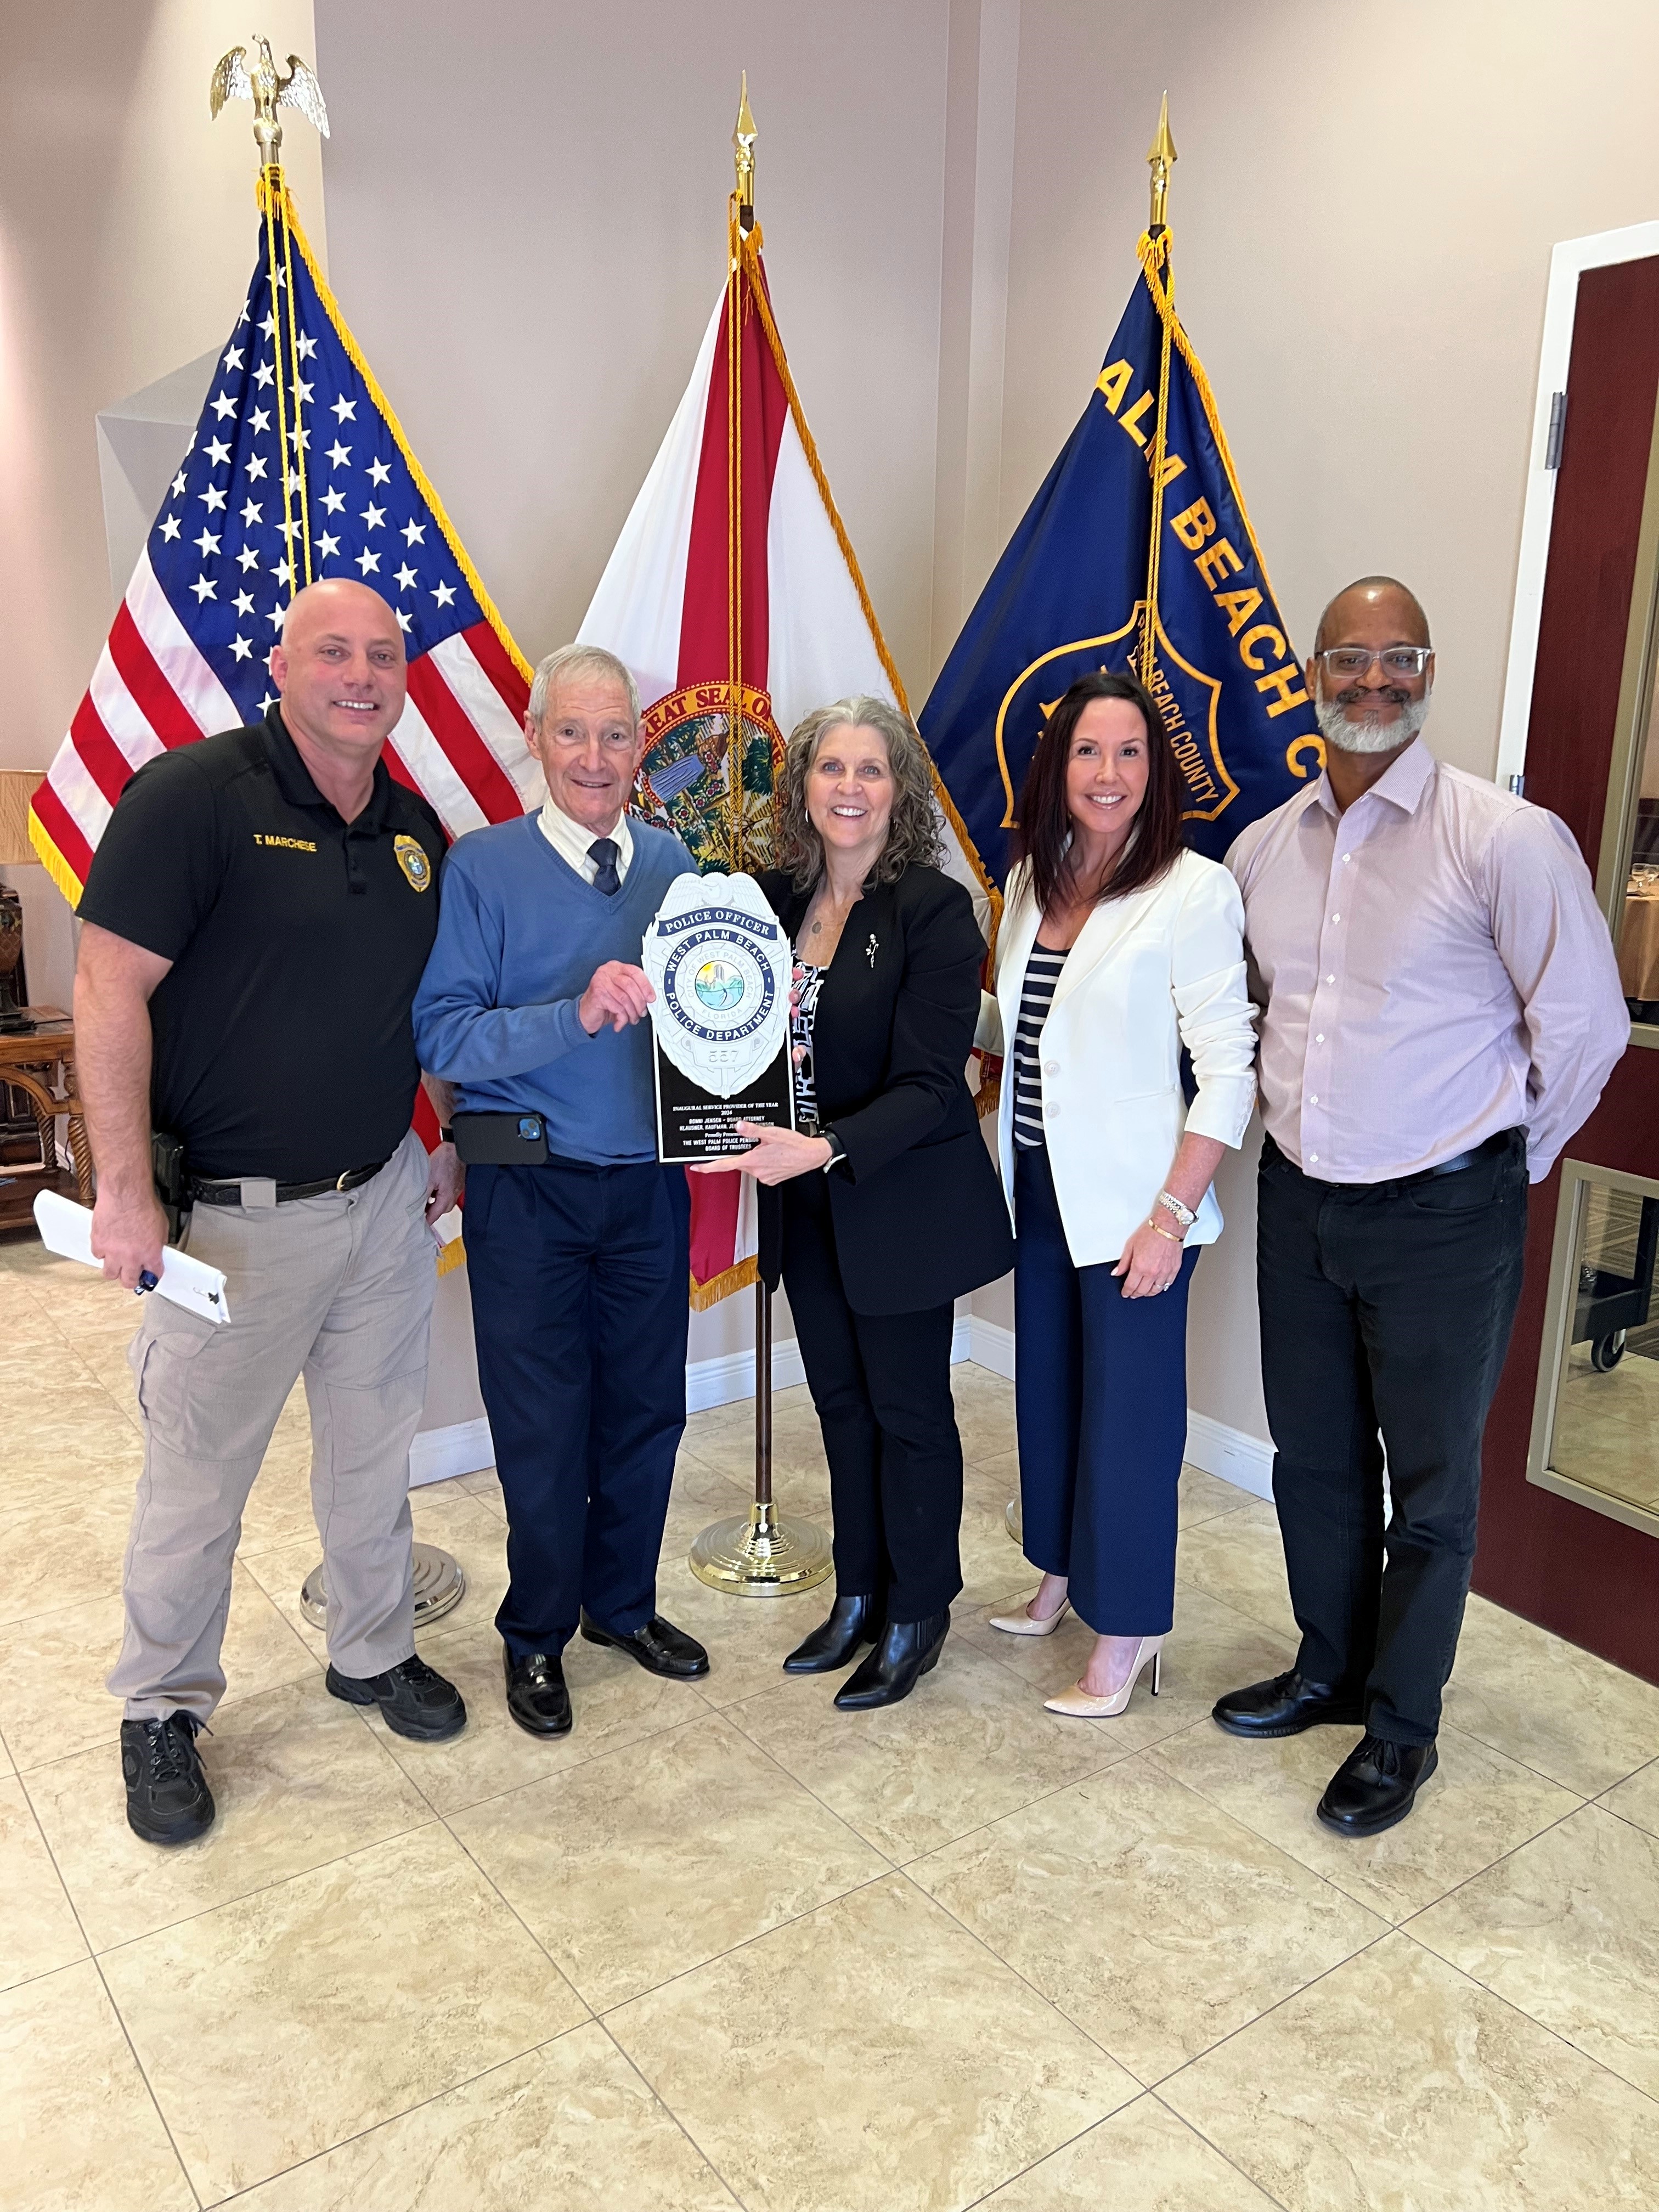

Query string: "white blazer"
[988, 850, 1257, 1268]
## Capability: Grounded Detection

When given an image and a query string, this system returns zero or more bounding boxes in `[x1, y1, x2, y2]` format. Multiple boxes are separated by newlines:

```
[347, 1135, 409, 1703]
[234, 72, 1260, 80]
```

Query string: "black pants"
[465, 1156, 691, 1657]
[1257, 1131, 1527, 1746]
[781, 1171, 963, 1622]
[1013, 1143, 1199, 1637]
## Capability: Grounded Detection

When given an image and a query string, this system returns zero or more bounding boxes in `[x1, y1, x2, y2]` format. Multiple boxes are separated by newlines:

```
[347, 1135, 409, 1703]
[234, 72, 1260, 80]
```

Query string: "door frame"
[1497, 218, 1659, 795]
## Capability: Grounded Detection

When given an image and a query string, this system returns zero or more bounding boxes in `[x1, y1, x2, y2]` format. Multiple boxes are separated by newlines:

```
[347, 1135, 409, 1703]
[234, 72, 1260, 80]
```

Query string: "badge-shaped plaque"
[644, 873, 795, 1162]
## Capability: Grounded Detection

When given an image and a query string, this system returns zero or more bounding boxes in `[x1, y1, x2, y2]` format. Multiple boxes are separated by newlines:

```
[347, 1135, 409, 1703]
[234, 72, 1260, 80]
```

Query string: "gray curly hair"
[777, 693, 943, 891]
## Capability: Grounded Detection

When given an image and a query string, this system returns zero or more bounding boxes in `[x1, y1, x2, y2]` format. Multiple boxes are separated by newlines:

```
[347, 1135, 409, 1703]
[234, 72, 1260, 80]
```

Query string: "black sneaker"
[121, 1713, 215, 1847]
[326, 1654, 467, 1741]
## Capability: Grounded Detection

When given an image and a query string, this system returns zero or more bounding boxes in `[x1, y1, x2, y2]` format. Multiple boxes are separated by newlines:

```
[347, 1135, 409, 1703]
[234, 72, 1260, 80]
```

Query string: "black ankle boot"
[783, 1592, 883, 1674]
[834, 1610, 950, 1710]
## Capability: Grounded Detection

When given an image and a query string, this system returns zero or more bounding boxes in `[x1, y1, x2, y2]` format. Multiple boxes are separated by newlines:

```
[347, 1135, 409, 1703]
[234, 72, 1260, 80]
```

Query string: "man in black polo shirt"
[75, 578, 467, 1846]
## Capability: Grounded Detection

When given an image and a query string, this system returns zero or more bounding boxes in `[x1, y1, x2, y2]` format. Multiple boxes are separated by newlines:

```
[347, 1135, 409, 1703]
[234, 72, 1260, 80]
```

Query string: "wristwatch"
[1155, 1189, 1197, 1231]
[439, 1126, 455, 1144]
[820, 1127, 848, 1173]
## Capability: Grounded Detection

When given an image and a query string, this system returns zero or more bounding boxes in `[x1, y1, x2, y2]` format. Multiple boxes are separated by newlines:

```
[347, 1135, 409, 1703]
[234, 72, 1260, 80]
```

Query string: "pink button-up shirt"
[1226, 739, 1629, 1184]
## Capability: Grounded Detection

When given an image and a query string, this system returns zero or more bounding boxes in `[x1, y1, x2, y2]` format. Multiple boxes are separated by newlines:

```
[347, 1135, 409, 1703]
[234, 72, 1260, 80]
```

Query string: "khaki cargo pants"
[109, 1130, 436, 1723]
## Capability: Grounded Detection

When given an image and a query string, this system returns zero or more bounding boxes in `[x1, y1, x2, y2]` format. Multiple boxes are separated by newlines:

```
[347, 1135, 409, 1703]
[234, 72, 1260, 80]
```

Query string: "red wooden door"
[1475, 255, 1659, 1683]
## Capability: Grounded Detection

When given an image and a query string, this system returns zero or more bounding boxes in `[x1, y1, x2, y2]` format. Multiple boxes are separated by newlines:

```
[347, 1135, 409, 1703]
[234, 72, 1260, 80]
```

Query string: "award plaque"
[644, 872, 795, 1164]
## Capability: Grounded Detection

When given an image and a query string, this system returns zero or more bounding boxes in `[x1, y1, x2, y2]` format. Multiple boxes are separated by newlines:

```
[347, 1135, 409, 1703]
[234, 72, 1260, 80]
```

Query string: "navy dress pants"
[1013, 1144, 1198, 1638]
[781, 1171, 964, 1623]
[465, 1155, 691, 1658]
[1256, 1131, 1527, 1746]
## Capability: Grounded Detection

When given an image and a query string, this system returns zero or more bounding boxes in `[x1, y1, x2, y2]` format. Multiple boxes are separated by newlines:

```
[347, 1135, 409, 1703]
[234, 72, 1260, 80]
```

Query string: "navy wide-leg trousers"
[1013, 1144, 1197, 1638]
[465, 1155, 691, 1658]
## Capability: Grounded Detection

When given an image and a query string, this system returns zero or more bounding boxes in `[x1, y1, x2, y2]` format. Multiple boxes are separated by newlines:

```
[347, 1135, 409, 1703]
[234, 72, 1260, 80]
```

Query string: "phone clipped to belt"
[449, 1112, 550, 1167]
[151, 1130, 190, 1242]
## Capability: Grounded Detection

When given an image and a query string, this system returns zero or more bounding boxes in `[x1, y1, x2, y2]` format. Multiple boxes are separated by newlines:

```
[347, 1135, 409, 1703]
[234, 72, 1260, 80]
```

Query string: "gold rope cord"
[1139, 230, 1176, 687]
[276, 190, 313, 586]
[261, 166, 298, 602]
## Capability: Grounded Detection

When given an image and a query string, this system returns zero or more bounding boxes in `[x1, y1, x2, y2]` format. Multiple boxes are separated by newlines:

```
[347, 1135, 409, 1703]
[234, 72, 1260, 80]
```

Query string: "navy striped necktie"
[588, 838, 620, 896]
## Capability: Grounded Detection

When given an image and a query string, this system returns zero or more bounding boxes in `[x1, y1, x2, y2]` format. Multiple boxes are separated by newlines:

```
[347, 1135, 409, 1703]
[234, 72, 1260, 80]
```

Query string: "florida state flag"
[580, 217, 991, 1305]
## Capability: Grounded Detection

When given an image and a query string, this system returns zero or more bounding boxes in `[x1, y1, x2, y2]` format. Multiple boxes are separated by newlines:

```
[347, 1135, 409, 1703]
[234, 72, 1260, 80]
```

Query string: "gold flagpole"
[1137, 92, 1178, 689]
[690, 81, 832, 1599]
[211, 37, 465, 1632]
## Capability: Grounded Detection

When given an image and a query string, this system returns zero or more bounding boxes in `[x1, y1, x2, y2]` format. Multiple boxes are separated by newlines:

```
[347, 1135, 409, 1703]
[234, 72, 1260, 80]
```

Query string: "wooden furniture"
[1618, 881, 1659, 1002]
[0, 1009, 91, 1231]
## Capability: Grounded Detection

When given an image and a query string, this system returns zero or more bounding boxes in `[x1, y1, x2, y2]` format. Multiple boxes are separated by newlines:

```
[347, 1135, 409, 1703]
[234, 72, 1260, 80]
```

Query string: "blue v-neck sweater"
[413, 814, 696, 1165]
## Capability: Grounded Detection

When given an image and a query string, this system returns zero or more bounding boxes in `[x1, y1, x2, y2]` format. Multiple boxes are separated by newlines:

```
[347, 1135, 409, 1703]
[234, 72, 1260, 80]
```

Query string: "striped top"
[791, 961, 827, 1134]
[1012, 945, 1069, 1149]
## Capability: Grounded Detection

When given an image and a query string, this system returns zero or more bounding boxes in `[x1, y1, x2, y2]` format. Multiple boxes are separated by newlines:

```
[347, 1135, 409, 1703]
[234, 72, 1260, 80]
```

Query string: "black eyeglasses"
[1317, 646, 1432, 680]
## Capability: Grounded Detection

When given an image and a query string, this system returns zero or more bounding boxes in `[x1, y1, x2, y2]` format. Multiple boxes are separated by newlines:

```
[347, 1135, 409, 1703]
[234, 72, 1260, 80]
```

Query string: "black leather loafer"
[834, 1610, 950, 1711]
[783, 1592, 883, 1674]
[503, 1647, 573, 1737]
[1317, 1733, 1438, 1836]
[326, 1654, 467, 1741]
[1211, 1668, 1366, 1739]
[121, 1713, 215, 1847]
[580, 1612, 710, 1679]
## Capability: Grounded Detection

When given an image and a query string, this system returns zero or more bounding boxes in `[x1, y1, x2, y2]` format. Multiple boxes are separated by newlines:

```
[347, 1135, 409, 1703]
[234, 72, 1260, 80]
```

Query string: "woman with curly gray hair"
[694, 695, 1012, 1709]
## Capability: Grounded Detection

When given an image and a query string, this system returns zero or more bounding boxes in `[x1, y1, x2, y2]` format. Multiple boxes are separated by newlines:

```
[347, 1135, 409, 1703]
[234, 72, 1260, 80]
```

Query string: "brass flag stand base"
[689, 1280, 833, 1597]
[300, 1543, 466, 1632]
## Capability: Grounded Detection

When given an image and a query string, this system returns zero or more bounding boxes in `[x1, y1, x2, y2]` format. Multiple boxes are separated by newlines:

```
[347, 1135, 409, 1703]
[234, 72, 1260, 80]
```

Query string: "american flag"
[29, 179, 539, 900]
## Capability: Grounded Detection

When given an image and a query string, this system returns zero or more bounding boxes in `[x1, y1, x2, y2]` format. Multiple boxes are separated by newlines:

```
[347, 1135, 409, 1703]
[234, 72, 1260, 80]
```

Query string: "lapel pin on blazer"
[865, 933, 879, 968]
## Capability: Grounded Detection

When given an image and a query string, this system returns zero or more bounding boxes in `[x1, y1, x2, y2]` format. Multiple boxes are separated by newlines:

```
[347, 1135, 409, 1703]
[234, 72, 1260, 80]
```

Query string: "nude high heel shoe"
[989, 1593, 1072, 1638]
[1043, 1635, 1165, 1718]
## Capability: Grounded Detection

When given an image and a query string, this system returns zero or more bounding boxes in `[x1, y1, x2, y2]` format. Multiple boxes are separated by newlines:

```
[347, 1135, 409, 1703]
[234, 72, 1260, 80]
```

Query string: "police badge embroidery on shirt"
[394, 835, 432, 891]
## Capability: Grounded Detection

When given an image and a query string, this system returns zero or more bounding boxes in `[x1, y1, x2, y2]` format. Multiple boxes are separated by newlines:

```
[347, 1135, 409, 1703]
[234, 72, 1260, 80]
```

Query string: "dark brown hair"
[1011, 670, 1184, 915]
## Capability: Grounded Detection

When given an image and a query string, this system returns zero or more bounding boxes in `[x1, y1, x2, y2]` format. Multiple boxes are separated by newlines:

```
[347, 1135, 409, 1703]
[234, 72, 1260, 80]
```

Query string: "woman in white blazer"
[984, 671, 1257, 1717]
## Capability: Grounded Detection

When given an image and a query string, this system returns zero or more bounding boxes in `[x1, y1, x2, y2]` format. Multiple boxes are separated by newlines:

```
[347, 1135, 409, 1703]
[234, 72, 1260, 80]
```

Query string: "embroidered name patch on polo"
[394, 835, 433, 891]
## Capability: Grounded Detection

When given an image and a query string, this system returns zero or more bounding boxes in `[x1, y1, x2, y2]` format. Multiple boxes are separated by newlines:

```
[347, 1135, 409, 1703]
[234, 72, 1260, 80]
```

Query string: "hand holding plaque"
[643, 873, 796, 1163]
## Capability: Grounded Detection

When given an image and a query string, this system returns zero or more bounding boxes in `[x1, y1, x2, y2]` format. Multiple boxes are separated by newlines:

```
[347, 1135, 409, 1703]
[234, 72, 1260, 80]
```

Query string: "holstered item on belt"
[151, 1130, 190, 1243]
[450, 1111, 550, 1166]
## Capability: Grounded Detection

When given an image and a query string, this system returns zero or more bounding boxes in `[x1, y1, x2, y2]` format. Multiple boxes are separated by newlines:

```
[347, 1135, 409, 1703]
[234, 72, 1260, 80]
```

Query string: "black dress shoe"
[834, 1610, 950, 1711]
[503, 1647, 573, 1737]
[326, 1654, 467, 1741]
[783, 1592, 883, 1674]
[1317, 1733, 1438, 1837]
[1211, 1668, 1365, 1739]
[580, 1612, 710, 1679]
[121, 1713, 215, 1847]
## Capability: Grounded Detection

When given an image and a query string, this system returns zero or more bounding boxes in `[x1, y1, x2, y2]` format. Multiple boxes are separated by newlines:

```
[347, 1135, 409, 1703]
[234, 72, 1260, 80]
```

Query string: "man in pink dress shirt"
[1212, 576, 1628, 1836]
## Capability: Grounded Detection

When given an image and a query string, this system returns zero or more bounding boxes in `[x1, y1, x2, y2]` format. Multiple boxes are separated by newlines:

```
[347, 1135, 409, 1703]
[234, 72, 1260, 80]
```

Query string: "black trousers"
[465, 1156, 691, 1657]
[1257, 1131, 1527, 1746]
[781, 1171, 963, 1622]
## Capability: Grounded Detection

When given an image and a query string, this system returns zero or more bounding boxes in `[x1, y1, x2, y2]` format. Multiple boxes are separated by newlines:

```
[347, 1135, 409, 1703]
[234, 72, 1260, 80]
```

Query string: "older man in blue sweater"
[414, 643, 708, 1737]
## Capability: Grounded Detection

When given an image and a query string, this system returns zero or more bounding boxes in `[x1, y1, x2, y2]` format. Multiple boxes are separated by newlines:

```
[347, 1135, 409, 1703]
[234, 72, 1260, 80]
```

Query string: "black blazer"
[755, 862, 1014, 1317]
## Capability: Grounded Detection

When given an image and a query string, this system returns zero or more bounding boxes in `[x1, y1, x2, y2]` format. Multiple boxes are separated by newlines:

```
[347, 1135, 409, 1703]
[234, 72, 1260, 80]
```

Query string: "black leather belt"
[1278, 1127, 1519, 1190]
[189, 1161, 385, 1206]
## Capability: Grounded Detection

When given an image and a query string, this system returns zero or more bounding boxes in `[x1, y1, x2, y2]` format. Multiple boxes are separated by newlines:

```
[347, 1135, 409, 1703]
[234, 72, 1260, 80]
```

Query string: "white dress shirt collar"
[538, 798, 634, 886]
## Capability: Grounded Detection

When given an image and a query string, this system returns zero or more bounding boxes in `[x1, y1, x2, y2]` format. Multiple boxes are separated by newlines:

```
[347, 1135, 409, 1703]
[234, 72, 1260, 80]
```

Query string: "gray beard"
[1316, 691, 1430, 756]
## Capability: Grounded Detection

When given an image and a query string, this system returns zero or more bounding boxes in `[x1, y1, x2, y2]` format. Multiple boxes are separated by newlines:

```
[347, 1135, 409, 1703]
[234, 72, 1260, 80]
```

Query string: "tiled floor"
[4, 1238, 1659, 2210]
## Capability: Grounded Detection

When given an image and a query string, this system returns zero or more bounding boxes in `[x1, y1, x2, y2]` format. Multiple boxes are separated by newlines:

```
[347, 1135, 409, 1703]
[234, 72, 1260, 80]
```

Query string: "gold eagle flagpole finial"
[733, 72, 758, 238]
[1147, 90, 1176, 238]
[210, 32, 330, 174]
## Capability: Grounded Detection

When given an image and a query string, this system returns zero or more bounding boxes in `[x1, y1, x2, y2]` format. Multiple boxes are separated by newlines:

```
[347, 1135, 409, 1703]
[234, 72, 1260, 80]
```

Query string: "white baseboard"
[1182, 1410, 1274, 1501]
[409, 1415, 495, 1488]
[408, 1334, 1276, 1506]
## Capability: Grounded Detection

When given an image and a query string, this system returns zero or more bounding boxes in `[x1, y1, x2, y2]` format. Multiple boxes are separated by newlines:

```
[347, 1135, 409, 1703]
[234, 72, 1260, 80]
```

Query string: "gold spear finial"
[210, 32, 329, 173]
[1147, 91, 1176, 236]
[733, 72, 758, 237]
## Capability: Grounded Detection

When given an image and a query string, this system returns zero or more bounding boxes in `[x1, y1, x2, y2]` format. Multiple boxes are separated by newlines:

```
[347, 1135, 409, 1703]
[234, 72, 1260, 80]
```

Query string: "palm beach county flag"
[29, 178, 537, 1260]
[922, 231, 1323, 886]
[580, 217, 993, 1305]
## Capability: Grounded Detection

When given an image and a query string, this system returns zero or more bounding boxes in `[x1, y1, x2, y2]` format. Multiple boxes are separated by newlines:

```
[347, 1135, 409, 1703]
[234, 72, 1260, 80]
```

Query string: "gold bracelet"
[1148, 1219, 1184, 1245]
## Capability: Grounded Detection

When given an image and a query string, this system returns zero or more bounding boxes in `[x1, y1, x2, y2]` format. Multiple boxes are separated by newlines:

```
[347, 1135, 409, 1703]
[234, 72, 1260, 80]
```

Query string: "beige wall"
[0, 0, 325, 778]
[1001, 0, 1659, 782]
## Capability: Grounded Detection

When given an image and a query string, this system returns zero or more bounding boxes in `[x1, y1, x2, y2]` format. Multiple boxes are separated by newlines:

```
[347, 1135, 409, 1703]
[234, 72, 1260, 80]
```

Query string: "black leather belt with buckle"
[188, 1161, 385, 1206]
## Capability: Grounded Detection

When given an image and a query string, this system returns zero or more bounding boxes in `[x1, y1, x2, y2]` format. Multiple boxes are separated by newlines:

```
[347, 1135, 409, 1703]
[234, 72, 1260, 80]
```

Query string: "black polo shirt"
[77, 707, 445, 1182]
